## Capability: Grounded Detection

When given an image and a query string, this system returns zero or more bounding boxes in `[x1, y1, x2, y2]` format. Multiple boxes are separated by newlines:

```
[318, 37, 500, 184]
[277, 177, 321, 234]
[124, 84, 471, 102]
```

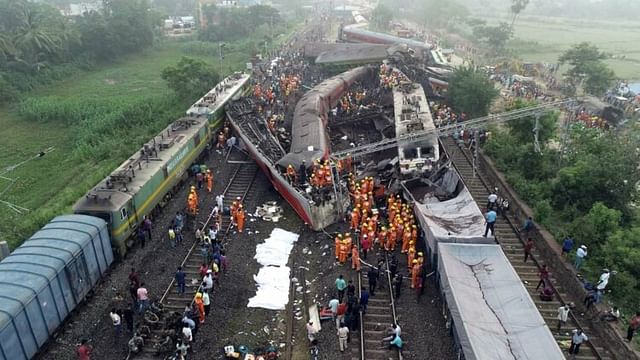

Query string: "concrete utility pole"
[218, 42, 225, 76]
[0, 147, 54, 214]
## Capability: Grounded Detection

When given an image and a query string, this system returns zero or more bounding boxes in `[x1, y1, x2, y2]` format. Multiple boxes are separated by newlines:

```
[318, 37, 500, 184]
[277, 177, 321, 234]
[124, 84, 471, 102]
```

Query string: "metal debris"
[255, 201, 284, 222]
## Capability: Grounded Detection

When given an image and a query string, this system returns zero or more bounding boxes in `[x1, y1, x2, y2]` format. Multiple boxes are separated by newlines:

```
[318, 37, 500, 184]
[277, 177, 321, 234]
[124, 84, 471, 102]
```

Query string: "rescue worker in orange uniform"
[286, 165, 297, 184]
[351, 245, 360, 272]
[205, 170, 213, 193]
[230, 201, 238, 226]
[387, 226, 397, 251]
[411, 259, 421, 289]
[407, 244, 416, 269]
[417, 252, 424, 267]
[334, 233, 343, 260]
[194, 292, 205, 324]
[350, 207, 360, 230]
[338, 240, 349, 264]
[236, 205, 246, 233]
[378, 226, 387, 250]
[344, 233, 353, 250]
[402, 228, 412, 253]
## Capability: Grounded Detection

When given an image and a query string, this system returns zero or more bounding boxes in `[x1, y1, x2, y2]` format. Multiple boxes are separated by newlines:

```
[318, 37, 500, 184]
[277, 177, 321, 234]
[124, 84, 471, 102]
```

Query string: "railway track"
[158, 151, 258, 312]
[354, 249, 403, 360]
[441, 136, 612, 360]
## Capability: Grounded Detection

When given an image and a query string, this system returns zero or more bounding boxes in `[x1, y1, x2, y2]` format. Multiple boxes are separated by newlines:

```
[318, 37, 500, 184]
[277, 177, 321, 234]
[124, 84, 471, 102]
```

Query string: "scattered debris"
[255, 201, 284, 222]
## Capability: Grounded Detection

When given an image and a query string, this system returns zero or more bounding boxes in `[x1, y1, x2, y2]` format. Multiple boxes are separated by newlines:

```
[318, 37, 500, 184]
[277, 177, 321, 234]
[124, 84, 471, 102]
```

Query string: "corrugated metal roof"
[0, 215, 108, 330]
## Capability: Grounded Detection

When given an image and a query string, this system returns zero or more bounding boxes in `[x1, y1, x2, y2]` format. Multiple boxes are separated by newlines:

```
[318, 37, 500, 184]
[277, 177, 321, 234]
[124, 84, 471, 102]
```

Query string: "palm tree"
[510, 0, 530, 29]
[0, 32, 16, 60]
[12, 5, 61, 70]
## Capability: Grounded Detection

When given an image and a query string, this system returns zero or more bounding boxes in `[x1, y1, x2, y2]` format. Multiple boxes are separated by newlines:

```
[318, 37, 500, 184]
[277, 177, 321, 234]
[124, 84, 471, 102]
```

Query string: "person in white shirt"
[202, 271, 214, 293]
[337, 323, 349, 352]
[487, 189, 498, 210]
[596, 269, 610, 290]
[601, 306, 620, 322]
[182, 325, 193, 343]
[569, 329, 588, 358]
[306, 321, 318, 342]
[110, 308, 121, 336]
[557, 304, 571, 333]
[382, 323, 401, 342]
[575, 245, 587, 270]
[216, 194, 224, 211]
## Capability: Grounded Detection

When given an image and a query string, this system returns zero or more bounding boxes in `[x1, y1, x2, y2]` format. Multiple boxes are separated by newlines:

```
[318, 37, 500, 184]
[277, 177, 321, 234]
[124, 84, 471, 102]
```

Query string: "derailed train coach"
[436, 243, 564, 360]
[391, 68, 440, 177]
[0, 215, 112, 360]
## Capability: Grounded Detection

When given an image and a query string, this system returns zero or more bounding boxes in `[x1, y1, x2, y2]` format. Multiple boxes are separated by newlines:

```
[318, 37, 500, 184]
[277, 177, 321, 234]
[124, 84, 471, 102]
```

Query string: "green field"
[0, 39, 255, 249]
[487, 15, 640, 80]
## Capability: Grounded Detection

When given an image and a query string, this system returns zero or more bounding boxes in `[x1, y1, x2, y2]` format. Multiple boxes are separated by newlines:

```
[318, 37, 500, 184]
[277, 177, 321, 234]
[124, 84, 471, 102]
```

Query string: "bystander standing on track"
[524, 238, 534, 263]
[568, 329, 588, 359]
[136, 283, 149, 313]
[337, 322, 349, 352]
[483, 208, 497, 237]
[557, 304, 570, 333]
[360, 287, 369, 313]
[335, 274, 346, 302]
[109, 308, 121, 337]
[175, 266, 186, 296]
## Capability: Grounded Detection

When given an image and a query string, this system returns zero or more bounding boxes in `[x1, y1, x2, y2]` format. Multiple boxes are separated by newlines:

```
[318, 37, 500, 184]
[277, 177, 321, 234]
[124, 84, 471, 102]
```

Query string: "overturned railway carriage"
[228, 66, 375, 229]
[393, 72, 439, 176]
[340, 24, 432, 60]
[437, 243, 564, 360]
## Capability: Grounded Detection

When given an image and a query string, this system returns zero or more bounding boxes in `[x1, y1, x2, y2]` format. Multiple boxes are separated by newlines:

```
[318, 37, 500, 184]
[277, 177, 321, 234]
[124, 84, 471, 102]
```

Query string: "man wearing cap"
[595, 269, 610, 303]
[575, 245, 587, 270]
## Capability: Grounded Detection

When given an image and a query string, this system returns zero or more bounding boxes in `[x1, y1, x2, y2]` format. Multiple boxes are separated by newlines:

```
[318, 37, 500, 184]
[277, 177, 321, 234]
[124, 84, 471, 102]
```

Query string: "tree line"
[198, 4, 284, 44]
[0, 0, 159, 104]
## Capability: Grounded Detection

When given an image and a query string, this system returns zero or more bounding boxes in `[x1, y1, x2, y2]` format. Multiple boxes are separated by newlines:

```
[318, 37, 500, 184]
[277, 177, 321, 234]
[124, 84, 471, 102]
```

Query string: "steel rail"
[159, 164, 252, 303]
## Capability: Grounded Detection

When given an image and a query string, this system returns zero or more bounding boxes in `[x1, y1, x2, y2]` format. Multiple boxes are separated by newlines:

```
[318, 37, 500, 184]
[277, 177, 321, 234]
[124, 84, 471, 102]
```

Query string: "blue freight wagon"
[0, 215, 113, 360]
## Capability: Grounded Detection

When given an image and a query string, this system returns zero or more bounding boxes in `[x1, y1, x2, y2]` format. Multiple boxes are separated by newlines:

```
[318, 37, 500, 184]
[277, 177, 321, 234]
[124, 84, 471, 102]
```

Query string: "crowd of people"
[306, 172, 444, 356]
[566, 107, 611, 129]
[430, 102, 465, 128]
[379, 63, 410, 90]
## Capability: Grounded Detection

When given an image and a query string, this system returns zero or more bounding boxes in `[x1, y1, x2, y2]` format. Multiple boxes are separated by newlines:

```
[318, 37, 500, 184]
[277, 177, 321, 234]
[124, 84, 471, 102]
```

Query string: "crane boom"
[330, 99, 575, 160]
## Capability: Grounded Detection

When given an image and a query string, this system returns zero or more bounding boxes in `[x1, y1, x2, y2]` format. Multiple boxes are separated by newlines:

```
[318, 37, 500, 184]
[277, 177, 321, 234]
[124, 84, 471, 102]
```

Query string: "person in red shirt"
[627, 312, 640, 342]
[77, 339, 91, 360]
[536, 265, 550, 290]
[524, 238, 534, 263]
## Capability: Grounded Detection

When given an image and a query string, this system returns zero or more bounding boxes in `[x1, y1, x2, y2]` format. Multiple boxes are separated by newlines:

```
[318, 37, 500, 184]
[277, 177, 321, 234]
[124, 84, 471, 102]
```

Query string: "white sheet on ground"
[247, 228, 299, 310]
